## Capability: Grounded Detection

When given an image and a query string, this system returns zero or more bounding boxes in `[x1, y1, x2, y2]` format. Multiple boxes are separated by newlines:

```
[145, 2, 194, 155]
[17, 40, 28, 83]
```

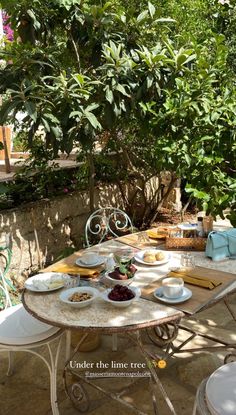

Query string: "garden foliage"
[0, 0, 235, 224]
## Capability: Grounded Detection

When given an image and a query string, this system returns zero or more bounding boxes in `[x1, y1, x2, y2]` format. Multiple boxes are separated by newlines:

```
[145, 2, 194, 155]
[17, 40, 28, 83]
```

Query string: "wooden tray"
[141, 266, 236, 315]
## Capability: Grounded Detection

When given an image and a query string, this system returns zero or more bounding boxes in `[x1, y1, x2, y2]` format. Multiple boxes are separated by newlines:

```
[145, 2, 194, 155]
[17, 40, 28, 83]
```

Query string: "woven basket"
[165, 236, 207, 251]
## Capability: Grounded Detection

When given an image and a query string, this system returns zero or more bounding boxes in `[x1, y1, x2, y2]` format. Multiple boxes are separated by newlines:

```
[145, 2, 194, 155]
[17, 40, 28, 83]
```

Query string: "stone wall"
[0, 183, 139, 277]
[0, 180, 181, 279]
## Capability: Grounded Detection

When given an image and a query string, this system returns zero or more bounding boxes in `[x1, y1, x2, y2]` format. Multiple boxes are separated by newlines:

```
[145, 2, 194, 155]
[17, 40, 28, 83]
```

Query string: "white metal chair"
[85, 207, 134, 247]
[193, 360, 236, 415]
[0, 239, 69, 415]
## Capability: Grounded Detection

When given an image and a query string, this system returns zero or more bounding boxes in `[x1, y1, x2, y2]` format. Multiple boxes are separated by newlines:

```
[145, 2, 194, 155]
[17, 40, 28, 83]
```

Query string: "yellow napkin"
[168, 270, 222, 290]
[49, 263, 101, 279]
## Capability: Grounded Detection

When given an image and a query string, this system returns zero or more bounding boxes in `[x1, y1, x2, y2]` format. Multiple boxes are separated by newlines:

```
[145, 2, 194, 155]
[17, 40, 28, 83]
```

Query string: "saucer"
[80, 254, 100, 265]
[154, 286, 192, 304]
[75, 257, 105, 268]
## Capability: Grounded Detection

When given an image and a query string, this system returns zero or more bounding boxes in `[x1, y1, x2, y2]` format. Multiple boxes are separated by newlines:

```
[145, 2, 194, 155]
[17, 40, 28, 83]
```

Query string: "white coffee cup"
[80, 253, 100, 265]
[162, 277, 184, 299]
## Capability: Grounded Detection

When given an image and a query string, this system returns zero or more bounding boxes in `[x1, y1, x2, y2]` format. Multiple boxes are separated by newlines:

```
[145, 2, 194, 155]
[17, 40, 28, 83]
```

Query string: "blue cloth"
[205, 229, 236, 261]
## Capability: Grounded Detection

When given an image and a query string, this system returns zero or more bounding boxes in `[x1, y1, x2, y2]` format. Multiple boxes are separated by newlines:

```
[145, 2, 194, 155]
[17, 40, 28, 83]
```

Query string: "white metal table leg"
[7, 351, 14, 376]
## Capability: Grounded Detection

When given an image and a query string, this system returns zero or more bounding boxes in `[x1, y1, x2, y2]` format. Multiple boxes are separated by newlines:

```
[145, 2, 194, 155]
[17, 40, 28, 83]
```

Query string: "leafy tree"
[0, 0, 235, 225]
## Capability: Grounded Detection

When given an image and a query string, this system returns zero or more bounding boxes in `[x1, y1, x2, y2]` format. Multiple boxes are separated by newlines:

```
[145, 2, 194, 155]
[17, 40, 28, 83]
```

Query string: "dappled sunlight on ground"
[1, 295, 236, 415]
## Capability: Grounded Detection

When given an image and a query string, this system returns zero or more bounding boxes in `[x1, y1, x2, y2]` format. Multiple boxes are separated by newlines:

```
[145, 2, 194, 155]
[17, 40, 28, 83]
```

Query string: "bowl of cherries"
[102, 284, 139, 308]
[104, 256, 137, 287]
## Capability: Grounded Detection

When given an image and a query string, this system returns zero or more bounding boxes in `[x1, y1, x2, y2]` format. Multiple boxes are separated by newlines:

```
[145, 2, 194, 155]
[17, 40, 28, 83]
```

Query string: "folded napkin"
[49, 263, 100, 279]
[168, 270, 222, 290]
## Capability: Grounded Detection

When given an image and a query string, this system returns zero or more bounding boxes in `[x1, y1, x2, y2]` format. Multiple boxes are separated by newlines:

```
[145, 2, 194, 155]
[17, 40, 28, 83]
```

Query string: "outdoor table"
[22, 234, 236, 414]
[22, 250, 183, 415]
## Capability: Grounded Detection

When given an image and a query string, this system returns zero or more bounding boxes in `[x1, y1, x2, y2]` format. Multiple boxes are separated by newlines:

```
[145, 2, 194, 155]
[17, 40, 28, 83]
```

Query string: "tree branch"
[70, 32, 81, 72]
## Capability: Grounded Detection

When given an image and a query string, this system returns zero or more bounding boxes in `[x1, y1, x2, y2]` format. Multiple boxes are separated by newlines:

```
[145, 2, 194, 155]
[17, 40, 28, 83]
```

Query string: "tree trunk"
[87, 150, 95, 212]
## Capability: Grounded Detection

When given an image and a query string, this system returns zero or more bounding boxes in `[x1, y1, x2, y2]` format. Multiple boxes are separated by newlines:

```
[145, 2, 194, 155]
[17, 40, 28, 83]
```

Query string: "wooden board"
[117, 229, 164, 250]
[141, 266, 236, 315]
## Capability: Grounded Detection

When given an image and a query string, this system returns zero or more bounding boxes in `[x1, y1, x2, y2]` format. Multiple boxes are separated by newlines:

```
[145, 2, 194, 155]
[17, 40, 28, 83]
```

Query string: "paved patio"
[1, 291, 236, 415]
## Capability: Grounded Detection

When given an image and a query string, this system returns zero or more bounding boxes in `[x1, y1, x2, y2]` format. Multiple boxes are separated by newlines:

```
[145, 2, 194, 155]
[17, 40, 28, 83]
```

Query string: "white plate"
[177, 223, 197, 230]
[154, 286, 192, 304]
[75, 257, 105, 268]
[134, 250, 171, 266]
[101, 286, 141, 308]
[59, 287, 99, 308]
[206, 362, 236, 415]
[24, 273, 65, 292]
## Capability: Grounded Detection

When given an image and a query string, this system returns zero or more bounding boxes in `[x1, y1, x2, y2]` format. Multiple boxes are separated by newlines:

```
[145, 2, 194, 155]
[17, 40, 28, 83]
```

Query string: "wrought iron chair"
[192, 356, 236, 415]
[85, 208, 134, 351]
[0, 235, 70, 415]
[85, 207, 134, 247]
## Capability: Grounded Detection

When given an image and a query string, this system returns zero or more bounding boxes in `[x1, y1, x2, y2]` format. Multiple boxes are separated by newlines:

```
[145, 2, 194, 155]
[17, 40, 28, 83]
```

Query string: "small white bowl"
[101, 287, 140, 308]
[59, 287, 98, 308]
[103, 272, 135, 287]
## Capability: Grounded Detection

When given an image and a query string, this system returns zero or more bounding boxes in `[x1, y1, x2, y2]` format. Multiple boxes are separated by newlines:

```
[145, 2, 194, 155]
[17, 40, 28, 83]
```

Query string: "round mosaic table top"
[22, 288, 183, 333]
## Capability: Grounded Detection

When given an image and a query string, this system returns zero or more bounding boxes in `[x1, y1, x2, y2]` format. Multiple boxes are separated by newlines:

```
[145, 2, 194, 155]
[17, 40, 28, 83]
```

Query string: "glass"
[168, 253, 195, 272]
[137, 231, 150, 244]
[104, 253, 116, 272]
[180, 253, 195, 270]
[168, 254, 182, 272]
[63, 274, 80, 288]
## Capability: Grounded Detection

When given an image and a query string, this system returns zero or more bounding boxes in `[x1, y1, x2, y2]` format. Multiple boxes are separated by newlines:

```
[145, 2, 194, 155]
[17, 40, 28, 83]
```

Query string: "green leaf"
[118, 264, 127, 274]
[51, 126, 61, 138]
[72, 74, 85, 86]
[0, 183, 10, 194]
[106, 88, 114, 104]
[176, 52, 196, 69]
[44, 113, 60, 124]
[148, 2, 155, 18]
[27, 9, 41, 30]
[24, 101, 37, 122]
[155, 18, 176, 23]
[84, 112, 102, 130]
[41, 117, 50, 132]
[137, 10, 149, 23]
[211, 112, 219, 121]
[146, 75, 153, 89]
[85, 103, 99, 112]
[69, 110, 82, 119]
[115, 84, 130, 97]
[184, 153, 191, 166]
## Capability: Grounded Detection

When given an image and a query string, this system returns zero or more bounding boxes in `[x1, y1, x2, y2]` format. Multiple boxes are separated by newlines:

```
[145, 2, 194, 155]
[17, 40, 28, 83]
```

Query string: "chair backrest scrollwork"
[0, 234, 13, 309]
[85, 208, 134, 247]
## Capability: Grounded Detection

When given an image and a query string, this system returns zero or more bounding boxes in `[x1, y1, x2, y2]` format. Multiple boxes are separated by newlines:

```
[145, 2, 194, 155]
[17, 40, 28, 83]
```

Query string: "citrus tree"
[0, 0, 235, 225]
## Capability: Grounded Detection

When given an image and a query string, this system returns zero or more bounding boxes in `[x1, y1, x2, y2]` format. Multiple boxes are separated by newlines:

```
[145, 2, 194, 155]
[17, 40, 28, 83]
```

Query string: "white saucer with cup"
[75, 253, 105, 268]
[154, 276, 192, 304]
[162, 277, 184, 299]
[80, 253, 100, 265]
